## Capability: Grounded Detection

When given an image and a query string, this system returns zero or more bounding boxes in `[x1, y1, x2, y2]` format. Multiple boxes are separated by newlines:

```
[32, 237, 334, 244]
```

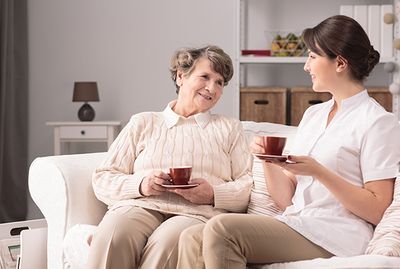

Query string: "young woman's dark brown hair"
[302, 15, 380, 81]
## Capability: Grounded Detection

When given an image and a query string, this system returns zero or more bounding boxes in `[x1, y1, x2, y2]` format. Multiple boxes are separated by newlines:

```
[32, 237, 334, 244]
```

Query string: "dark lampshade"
[72, 82, 99, 102]
[72, 81, 100, 121]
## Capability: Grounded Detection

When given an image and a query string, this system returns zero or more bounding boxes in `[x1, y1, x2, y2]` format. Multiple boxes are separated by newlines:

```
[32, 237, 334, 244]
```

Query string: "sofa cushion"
[64, 224, 400, 269]
[252, 254, 400, 268]
[365, 177, 400, 256]
[64, 224, 94, 269]
[247, 158, 282, 216]
[241, 121, 297, 216]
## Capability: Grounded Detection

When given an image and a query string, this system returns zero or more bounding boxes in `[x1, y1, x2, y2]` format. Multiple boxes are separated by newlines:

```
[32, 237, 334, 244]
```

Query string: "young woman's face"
[303, 50, 338, 93]
[176, 57, 224, 115]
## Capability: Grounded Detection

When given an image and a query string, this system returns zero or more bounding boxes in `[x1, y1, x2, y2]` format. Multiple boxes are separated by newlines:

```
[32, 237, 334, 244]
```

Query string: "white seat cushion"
[63, 224, 400, 269]
[253, 254, 400, 269]
[63, 224, 94, 269]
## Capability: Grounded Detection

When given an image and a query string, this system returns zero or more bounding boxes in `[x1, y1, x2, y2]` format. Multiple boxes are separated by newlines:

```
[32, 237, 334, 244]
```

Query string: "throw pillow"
[247, 158, 282, 216]
[241, 121, 296, 217]
[365, 177, 400, 256]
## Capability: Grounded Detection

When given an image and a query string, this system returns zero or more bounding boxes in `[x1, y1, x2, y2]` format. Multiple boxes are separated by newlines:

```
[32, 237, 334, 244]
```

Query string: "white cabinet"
[235, 0, 400, 122]
[46, 121, 121, 155]
[59, 126, 108, 139]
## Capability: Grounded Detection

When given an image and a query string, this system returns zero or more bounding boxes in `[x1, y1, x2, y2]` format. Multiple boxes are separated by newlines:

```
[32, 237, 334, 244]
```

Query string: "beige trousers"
[177, 214, 333, 269]
[86, 205, 203, 269]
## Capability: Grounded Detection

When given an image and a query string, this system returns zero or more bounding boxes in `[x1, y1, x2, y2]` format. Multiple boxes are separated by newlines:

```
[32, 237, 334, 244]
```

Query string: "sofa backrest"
[241, 121, 298, 154]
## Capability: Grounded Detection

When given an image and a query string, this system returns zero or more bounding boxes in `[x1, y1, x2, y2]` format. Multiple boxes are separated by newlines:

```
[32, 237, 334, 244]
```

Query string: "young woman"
[177, 15, 400, 268]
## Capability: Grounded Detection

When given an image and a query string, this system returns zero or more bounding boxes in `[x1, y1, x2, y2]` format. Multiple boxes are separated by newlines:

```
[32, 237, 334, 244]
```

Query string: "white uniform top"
[276, 90, 400, 256]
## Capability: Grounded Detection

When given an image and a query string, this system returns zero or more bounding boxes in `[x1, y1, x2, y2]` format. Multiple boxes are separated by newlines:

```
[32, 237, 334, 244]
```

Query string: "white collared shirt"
[276, 90, 400, 256]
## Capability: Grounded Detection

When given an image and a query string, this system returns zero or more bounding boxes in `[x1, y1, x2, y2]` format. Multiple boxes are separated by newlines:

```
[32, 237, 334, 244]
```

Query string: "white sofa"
[28, 121, 400, 269]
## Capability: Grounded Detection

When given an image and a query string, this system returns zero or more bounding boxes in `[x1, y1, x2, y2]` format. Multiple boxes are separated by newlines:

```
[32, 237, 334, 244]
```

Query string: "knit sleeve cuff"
[212, 179, 252, 212]
[128, 172, 147, 198]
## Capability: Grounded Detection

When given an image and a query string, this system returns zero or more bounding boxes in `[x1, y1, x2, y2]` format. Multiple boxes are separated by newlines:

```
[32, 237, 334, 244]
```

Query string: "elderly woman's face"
[176, 58, 224, 115]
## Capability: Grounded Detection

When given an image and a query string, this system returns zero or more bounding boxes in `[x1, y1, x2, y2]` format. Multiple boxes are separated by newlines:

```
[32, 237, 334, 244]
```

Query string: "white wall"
[28, 0, 237, 160]
[26, 0, 394, 219]
[27, 0, 237, 218]
[27, 0, 395, 163]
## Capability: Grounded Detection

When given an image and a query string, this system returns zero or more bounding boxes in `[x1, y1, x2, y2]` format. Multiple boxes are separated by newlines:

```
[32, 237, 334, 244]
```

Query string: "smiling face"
[174, 57, 224, 117]
[303, 50, 338, 93]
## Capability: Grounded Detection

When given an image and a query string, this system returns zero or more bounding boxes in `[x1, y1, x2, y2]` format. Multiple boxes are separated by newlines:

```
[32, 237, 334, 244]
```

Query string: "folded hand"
[169, 178, 214, 205]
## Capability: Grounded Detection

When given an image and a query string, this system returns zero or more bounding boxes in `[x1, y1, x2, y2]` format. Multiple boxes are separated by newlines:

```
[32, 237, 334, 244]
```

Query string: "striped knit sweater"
[92, 101, 253, 221]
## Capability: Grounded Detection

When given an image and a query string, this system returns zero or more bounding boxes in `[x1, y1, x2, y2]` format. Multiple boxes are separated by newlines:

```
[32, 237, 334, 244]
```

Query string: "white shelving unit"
[240, 56, 307, 64]
[239, 56, 395, 64]
[235, 0, 400, 120]
[391, 0, 400, 119]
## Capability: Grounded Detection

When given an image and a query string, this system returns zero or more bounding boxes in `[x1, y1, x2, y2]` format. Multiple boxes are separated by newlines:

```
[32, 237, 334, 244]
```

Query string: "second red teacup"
[169, 166, 192, 185]
[262, 136, 287, 156]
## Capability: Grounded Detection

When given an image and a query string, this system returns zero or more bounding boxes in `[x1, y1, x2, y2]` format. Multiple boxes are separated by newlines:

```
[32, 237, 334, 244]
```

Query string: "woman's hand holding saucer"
[140, 171, 171, 196]
[278, 155, 324, 177]
[169, 178, 214, 205]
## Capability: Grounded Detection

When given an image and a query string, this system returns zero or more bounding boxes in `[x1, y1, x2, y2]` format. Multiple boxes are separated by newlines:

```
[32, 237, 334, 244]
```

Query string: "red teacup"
[169, 166, 192, 185]
[262, 136, 287, 156]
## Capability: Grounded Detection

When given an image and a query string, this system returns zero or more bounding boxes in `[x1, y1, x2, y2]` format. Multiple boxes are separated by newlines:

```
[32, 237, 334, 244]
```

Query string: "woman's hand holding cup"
[251, 136, 288, 164]
[250, 136, 265, 154]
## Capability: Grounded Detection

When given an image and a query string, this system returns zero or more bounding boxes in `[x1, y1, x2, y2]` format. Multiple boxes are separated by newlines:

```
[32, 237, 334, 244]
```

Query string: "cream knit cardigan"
[92, 102, 253, 221]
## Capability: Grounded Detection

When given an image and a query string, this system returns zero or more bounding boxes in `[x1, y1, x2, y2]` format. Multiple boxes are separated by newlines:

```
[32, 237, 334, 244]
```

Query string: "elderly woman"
[86, 45, 253, 269]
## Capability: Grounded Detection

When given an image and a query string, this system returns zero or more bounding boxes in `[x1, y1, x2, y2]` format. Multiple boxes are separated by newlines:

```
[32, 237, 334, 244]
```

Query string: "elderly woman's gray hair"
[170, 45, 234, 93]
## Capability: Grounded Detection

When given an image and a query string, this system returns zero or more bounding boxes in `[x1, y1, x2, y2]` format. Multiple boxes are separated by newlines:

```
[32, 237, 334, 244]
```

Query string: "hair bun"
[367, 47, 380, 74]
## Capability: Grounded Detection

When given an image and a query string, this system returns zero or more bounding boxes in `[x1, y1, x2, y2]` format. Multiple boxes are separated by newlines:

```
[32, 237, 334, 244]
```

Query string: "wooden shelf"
[239, 56, 395, 64]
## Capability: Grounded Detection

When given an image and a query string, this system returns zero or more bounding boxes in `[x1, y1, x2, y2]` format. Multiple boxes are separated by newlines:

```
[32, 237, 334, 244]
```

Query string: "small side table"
[46, 121, 122, 155]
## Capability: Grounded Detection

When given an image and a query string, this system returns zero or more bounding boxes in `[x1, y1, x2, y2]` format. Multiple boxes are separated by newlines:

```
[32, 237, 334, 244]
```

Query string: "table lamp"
[72, 81, 99, 121]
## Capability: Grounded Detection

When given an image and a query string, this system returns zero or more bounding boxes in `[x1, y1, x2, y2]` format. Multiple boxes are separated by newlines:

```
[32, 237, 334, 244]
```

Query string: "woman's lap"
[203, 214, 333, 265]
[89, 205, 203, 268]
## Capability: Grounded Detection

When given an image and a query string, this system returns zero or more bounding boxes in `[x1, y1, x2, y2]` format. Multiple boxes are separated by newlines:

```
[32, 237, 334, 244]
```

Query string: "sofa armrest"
[28, 152, 108, 269]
